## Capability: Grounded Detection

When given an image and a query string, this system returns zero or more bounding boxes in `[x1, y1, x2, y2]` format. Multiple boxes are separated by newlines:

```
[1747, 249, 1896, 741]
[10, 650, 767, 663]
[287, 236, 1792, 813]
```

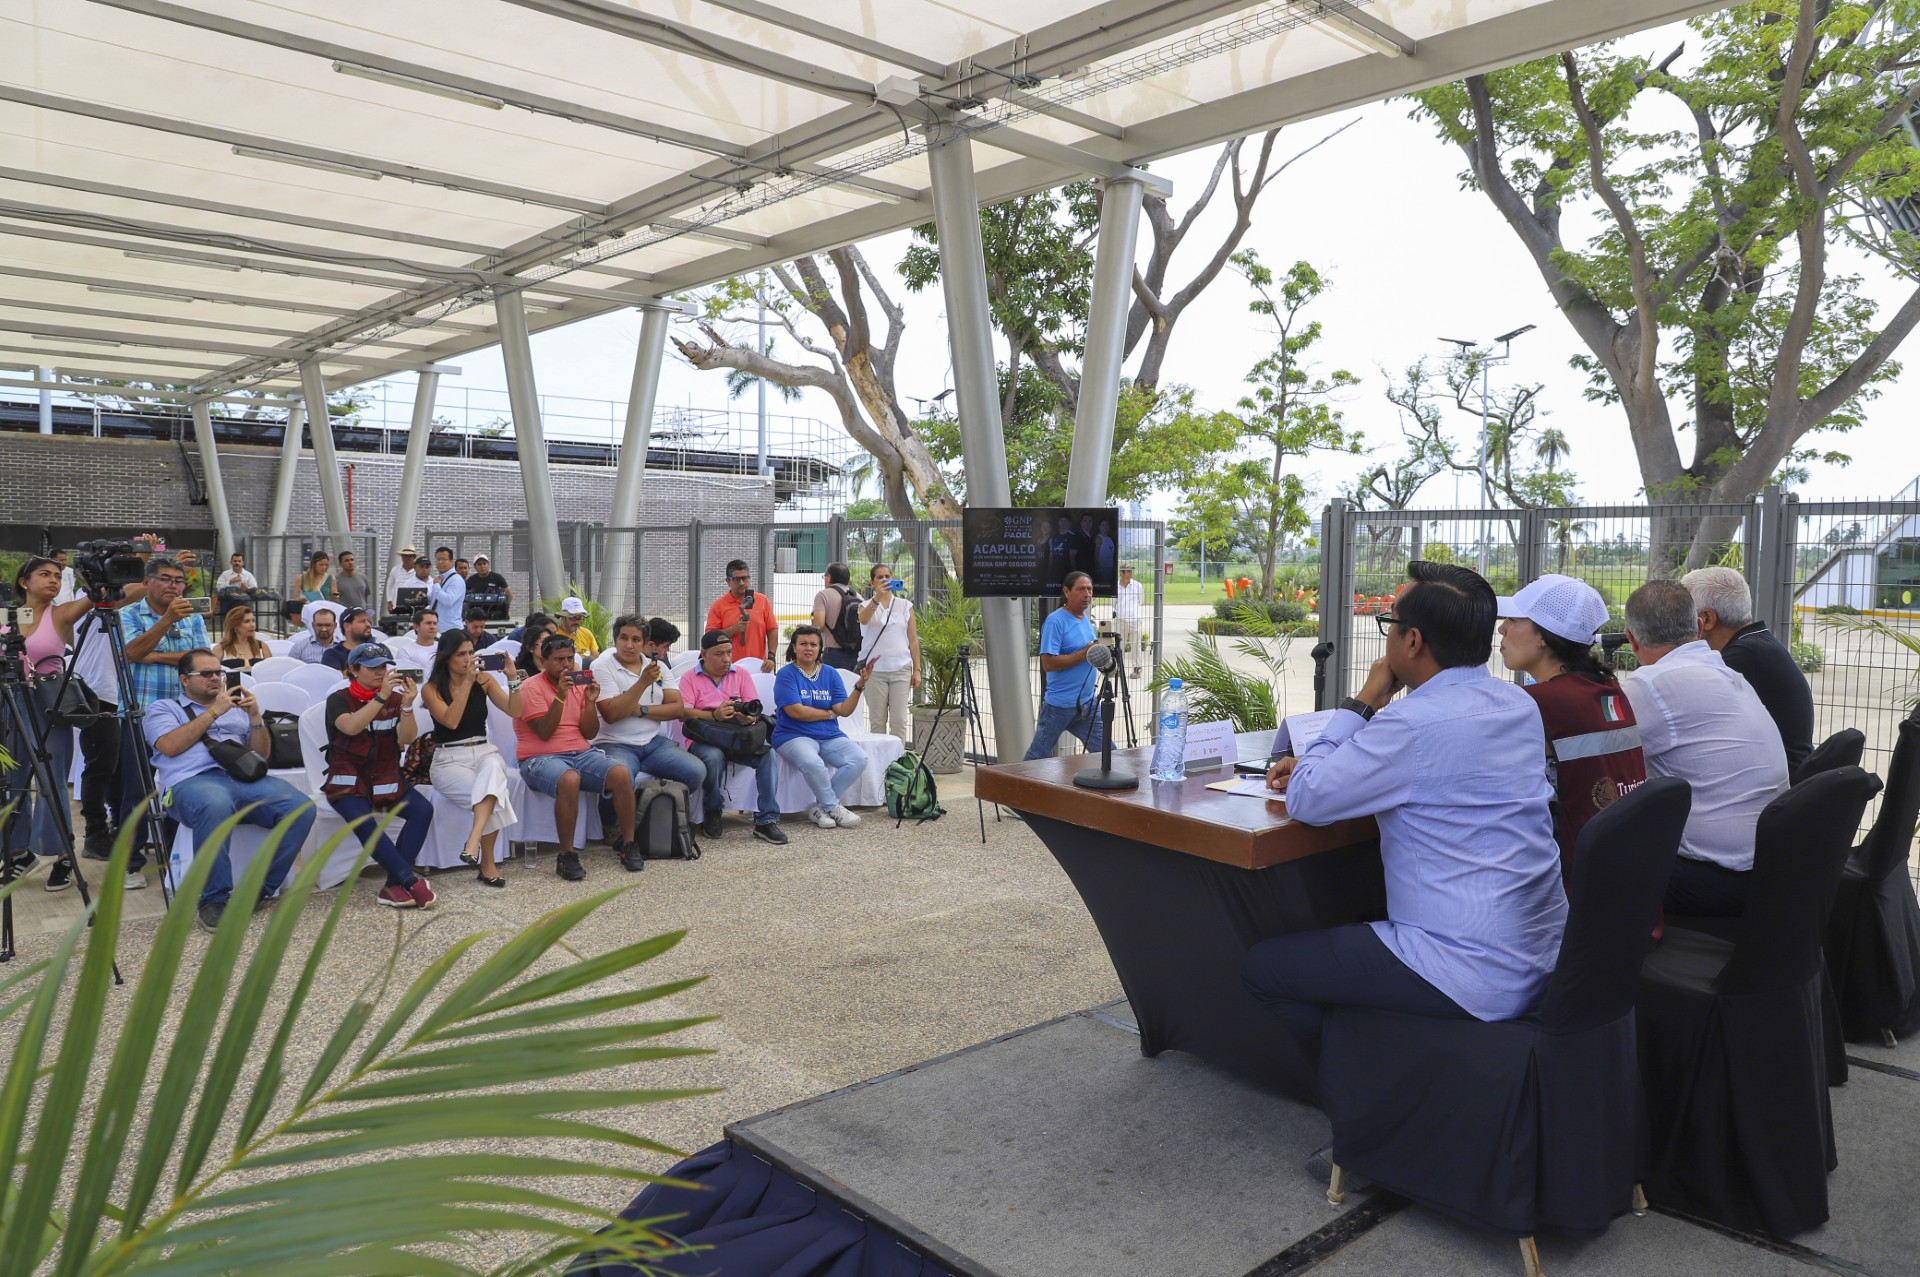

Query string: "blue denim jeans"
[330, 787, 434, 886]
[684, 739, 781, 825]
[777, 735, 867, 811]
[597, 737, 707, 791]
[1023, 699, 1105, 761]
[519, 748, 621, 798]
[1, 693, 73, 855]
[165, 769, 314, 906]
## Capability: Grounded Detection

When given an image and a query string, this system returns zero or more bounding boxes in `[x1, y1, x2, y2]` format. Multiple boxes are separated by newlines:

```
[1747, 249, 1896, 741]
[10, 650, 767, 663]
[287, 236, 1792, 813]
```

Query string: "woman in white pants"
[421, 631, 520, 887]
[857, 564, 920, 742]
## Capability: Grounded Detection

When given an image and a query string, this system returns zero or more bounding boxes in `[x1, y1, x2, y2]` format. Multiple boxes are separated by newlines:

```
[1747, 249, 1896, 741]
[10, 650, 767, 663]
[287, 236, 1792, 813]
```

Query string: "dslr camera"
[728, 697, 764, 718]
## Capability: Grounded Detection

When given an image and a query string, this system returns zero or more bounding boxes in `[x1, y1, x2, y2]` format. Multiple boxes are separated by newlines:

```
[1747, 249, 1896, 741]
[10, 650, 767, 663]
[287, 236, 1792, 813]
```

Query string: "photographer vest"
[322, 689, 406, 808]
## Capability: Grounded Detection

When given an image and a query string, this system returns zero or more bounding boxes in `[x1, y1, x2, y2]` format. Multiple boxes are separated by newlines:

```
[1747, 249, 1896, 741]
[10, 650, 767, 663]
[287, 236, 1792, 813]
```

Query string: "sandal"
[476, 872, 506, 889]
[459, 850, 481, 867]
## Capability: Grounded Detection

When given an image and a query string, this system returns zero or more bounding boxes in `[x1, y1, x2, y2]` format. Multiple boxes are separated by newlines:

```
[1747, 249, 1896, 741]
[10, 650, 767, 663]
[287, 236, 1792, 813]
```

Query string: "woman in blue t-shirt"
[774, 625, 873, 830]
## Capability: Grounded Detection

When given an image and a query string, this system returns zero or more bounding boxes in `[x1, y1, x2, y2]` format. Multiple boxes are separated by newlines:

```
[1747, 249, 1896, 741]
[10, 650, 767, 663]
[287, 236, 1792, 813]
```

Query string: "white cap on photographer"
[1495, 575, 1610, 645]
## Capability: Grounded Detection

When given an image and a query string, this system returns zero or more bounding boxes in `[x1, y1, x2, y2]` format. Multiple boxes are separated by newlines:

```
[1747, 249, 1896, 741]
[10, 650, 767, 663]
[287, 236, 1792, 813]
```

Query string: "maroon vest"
[1524, 673, 1648, 864]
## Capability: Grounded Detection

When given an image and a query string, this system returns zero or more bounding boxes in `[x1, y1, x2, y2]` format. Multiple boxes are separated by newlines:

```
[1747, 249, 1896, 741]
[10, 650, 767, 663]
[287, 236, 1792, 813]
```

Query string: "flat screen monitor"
[961, 507, 1120, 597]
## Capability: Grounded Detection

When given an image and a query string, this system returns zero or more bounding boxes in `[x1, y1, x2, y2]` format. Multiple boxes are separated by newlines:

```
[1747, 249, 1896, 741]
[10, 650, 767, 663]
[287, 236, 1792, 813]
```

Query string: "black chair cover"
[1794, 728, 1865, 784]
[1825, 711, 1920, 1042]
[1637, 766, 1882, 1238]
[1318, 777, 1690, 1239]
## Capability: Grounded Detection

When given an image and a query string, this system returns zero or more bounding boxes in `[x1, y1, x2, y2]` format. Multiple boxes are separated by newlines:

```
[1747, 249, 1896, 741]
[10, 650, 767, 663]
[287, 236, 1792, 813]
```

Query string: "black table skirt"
[1026, 812, 1385, 1105]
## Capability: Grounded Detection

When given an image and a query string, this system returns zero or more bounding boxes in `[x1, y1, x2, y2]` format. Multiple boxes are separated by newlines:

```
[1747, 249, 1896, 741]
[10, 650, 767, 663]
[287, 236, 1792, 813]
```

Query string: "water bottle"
[1151, 678, 1188, 782]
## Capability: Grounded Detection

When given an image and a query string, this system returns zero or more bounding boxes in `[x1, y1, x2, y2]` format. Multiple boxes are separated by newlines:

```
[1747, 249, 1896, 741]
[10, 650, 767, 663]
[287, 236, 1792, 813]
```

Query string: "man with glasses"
[120, 556, 210, 711]
[146, 648, 314, 932]
[1023, 571, 1106, 760]
[704, 559, 777, 673]
[1245, 561, 1566, 1182]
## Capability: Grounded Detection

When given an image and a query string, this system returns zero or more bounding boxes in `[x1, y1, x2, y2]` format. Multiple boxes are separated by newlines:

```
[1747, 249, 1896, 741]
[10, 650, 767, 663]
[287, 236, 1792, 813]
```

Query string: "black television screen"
[962, 507, 1120, 597]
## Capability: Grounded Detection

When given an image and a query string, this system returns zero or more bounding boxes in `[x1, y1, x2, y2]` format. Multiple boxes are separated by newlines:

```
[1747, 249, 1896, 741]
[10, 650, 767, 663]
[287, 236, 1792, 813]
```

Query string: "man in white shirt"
[391, 610, 441, 679]
[1620, 579, 1789, 917]
[215, 553, 258, 592]
[590, 615, 748, 841]
[384, 546, 423, 610]
[1114, 562, 1146, 678]
[856, 563, 920, 744]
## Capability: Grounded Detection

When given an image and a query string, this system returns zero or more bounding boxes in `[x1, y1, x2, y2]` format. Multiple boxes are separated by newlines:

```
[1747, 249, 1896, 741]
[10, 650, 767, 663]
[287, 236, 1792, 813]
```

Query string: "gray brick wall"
[0, 434, 775, 624]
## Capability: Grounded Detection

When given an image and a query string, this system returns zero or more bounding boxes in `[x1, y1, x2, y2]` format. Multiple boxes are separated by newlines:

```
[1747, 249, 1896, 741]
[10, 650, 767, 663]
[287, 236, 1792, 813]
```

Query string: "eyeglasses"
[151, 576, 186, 587]
[184, 669, 223, 680]
[729, 574, 750, 583]
[1374, 613, 1401, 637]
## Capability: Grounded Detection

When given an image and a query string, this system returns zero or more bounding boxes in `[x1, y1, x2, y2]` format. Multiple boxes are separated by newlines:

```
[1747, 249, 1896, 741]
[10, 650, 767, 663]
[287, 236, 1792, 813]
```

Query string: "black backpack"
[636, 779, 700, 860]
[826, 585, 863, 658]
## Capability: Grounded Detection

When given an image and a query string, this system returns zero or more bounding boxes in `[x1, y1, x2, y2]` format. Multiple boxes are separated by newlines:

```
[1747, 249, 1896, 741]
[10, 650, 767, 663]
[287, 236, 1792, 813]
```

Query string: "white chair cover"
[407, 705, 507, 870]
[250, 655, 302, 682]
[248, 682, 310, 717]
[263, 637, 295, 657]
[486, 700, 600, 847]
[668, 650, 700, 673]
[284, 664, 346, 702]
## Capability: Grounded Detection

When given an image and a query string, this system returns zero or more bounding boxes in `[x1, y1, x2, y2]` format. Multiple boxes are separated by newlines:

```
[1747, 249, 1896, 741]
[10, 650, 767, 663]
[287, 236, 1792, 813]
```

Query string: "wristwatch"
[1337, 696, 1376, 721]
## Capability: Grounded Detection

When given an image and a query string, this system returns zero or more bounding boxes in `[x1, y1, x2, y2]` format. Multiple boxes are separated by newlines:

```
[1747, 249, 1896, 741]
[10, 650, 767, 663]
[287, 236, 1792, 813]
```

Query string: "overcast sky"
[431, 20, 1920, 517]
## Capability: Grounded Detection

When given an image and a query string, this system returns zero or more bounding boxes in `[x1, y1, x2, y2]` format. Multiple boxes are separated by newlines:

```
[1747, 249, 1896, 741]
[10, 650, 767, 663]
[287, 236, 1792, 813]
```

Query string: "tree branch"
[1562, 52, 1660, 391]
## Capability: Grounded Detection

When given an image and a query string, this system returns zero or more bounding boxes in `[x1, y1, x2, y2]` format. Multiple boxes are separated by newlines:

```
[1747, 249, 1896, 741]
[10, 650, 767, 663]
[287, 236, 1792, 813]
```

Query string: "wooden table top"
[975, 746, 1378, 870]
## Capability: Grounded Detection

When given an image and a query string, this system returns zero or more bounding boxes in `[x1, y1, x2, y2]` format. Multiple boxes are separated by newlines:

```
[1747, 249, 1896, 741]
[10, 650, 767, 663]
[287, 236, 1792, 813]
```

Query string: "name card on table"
[1273, 708, 1338, 757]
[1182, 718, 1239, 772]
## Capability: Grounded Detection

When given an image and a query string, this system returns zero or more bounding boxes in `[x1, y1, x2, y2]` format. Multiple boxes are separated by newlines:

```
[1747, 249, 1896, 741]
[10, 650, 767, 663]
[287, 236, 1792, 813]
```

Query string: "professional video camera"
[72, 538, 151, 602]
[466, 591, 511, 622]
[1600, 632, 1630, 658]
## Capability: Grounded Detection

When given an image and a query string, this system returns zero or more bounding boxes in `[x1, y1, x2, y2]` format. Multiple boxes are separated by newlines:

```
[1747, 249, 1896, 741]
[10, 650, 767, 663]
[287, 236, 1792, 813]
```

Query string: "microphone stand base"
[1073, 769, 1139, 791]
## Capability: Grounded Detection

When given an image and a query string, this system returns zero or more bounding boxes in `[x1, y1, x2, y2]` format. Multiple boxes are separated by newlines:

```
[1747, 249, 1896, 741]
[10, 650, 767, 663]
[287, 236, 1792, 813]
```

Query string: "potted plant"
[912, 589, 983, 773]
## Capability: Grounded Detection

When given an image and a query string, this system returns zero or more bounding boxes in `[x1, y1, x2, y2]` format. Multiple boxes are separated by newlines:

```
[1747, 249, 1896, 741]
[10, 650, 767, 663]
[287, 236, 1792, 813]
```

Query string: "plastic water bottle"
[1151, 678, 1188, 783]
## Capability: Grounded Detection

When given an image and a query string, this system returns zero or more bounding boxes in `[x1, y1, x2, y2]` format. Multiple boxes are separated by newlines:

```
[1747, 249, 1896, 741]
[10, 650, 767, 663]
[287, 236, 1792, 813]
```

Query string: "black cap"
[700, 628, 732, 651]
[340, 606, 369, 625]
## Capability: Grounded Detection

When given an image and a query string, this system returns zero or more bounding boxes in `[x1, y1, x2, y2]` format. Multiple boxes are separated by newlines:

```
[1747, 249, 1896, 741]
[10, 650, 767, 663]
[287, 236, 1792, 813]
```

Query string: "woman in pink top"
[4, 556, 98, 885]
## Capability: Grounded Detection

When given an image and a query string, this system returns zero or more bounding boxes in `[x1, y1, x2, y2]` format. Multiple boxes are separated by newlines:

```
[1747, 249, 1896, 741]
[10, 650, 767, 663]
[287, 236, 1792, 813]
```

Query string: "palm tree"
[1550, 516, 1594, 572]
[1535, 426, 1571, 478]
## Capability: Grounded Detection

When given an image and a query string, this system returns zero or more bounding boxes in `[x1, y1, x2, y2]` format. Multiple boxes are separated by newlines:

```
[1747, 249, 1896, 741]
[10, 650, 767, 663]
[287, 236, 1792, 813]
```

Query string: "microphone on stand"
[1074, 640, 1138, 791]
[1310, 640, 1334, 712]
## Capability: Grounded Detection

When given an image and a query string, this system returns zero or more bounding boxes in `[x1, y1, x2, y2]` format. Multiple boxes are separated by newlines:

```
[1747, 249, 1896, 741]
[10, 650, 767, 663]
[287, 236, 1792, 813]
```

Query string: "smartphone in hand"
[479, 652, 507, 672]
[224, 670, 244, 693]
[569, 670, 596, 687]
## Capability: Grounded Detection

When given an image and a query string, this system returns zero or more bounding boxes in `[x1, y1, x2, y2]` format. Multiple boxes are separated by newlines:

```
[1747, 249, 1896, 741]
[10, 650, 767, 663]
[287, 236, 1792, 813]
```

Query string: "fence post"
[1750, 486, 1783, 635]
[686, 518, 703, 640]
[1518, 508, 1547, 587]
[1319, 499, 1352, 705]
[913, 522, 932, 612]
[829, 514, 846, 565]
[1770, 491, 1800, 638]
[633, 529, 645, 616]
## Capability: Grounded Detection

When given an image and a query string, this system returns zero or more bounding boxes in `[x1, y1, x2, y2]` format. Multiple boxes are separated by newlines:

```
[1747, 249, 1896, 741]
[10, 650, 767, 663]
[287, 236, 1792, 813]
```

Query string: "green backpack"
[884, 752, 944, 822]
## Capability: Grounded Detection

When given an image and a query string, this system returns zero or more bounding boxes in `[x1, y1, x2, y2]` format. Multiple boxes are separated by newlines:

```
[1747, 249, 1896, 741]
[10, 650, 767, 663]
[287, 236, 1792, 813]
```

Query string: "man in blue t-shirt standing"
[1024, 571, 1107, 760]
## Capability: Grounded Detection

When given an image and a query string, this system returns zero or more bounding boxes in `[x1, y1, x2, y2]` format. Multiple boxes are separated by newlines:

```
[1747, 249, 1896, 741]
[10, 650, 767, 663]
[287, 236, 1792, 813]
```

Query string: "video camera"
[73, 538, 151, 602]
[467, 590, 510, 622]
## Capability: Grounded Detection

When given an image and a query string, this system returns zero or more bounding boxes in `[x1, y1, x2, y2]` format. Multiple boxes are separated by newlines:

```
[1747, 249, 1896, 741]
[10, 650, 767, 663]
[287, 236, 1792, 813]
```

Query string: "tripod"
[896, 643, 993, 843]
[1098, 630, 1140, 749]
[0, 627, 120, 981]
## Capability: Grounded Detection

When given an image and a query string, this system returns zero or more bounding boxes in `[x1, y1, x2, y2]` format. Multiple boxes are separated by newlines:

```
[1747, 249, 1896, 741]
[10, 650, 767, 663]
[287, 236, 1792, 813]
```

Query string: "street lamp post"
[1438, 325, 1535, 576]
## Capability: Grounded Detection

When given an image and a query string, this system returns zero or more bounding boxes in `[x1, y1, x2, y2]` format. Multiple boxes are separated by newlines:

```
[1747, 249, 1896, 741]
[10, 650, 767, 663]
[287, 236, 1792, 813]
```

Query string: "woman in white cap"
[1496, 575, 1647, 873]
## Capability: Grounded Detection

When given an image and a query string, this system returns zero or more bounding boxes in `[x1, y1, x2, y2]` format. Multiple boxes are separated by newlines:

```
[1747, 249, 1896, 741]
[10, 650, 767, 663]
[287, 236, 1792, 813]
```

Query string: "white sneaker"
[124, 871, 147, 891]
[830, 806, 861, 828]
[806, 806, 838, 829]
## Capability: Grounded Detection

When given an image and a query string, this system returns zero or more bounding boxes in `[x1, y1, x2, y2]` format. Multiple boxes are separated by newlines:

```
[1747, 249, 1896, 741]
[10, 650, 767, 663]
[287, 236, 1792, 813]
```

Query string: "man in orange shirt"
[704, 558, 777, 673]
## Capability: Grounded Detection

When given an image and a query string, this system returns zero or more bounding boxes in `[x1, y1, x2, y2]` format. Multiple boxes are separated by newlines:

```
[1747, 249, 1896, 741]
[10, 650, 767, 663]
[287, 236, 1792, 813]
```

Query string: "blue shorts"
[519, 748, 622, 797]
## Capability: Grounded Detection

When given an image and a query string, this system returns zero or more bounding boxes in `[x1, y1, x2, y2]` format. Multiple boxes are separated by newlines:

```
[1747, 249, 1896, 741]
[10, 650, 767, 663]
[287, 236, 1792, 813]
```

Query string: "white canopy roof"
[1, 0, 1722, 401]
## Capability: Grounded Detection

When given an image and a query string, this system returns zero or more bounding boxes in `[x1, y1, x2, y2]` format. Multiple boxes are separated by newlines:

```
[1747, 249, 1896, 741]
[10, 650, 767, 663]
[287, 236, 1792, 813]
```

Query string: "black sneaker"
[197, 899, 225, 933]
[80, 834, 114, 862]
[5, 852, 39, 881]
[616, 841, 647, 873]
[701, 813, 724, 839]
[555, 852, 585, 882]
[751, 821, 788, 846]
[44, 859, 73, 892]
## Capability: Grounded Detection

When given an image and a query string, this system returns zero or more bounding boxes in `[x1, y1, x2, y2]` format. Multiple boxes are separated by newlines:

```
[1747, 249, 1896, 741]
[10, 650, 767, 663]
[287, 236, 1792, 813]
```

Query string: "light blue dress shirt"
[1284, 665, 1568, 1021]
[144, 696, 256, 793]
[427, 568, 466, 628]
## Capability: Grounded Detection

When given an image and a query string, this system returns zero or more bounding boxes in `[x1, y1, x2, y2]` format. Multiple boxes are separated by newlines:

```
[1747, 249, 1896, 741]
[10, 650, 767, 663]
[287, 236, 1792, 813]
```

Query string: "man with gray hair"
[1682, 566, 1814, 773]
[1621, 579, 1788, 916]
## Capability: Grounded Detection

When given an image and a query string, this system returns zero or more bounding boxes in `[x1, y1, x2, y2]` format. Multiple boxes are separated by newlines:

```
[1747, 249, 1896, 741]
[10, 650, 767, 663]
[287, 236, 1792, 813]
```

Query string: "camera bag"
[683, 713, 773, 763]
[635, 779, 699, 860]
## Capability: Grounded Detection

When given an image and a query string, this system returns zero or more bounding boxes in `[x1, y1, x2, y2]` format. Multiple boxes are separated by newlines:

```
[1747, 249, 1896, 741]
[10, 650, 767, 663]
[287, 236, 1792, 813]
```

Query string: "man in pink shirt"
[677, 629, 783, 837]
[515, 633, 640, 880]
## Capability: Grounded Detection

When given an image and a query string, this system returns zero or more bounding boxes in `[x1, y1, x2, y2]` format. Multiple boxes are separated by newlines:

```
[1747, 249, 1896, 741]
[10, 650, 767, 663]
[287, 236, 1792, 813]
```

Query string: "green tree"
[1223, 254, 1362, 598]
[1413, 2, 1920, 570]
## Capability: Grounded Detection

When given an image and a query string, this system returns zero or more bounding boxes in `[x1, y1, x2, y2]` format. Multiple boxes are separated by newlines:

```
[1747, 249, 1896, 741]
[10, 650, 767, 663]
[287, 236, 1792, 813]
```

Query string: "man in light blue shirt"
[1023, 571, 1107, 760]
[426, 545, 465, 629]
[1244, 561, 1566, 1088]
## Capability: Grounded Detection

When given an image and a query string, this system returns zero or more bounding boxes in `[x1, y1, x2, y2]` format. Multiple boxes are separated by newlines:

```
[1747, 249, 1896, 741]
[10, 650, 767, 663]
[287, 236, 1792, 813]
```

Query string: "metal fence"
[1319, 490, 1920, 845]
[243, 531, 381, 634]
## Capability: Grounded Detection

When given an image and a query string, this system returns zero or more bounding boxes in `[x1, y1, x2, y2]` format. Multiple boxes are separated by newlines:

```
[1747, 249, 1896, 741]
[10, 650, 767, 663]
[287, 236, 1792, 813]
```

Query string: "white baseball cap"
[1496, 575, 1609, 645]
[559, 596, 588, 616]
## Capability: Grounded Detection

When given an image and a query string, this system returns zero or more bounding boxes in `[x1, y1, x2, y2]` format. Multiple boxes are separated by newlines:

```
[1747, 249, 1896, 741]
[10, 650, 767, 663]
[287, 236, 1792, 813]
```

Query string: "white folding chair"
[668, 650, 699, 674]
[733, 656, 770, 675]
[284, 664, 345, 702]
[263, 637, 294, 658]
[487, 700, 599, 850]
[248, 682, 310, 717]
[252, 656, 301, 681]
[408, 704, 502, 870]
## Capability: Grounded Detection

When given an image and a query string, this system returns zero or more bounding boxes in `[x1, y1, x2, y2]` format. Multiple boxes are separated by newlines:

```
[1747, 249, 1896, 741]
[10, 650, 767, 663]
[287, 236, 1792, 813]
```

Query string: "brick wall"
[0, 434, 775, 624]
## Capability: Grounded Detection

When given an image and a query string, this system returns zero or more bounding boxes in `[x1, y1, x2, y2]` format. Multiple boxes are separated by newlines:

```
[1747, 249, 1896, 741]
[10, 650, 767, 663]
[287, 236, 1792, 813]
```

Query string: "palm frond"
[3, 810, 712, 1276]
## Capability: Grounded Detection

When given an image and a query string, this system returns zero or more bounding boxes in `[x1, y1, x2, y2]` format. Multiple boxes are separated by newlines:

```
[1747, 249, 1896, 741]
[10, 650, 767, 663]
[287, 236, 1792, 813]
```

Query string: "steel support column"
[37, 366, 52, 434]
[601, 306, 671, 609]
[188, 400, 236, 557]
[926, 126, 1033, 760]
[391, 370, 439, 574]
[298, 361, 351, 533]
[1065, 174, 1147, 508]
[267, 403, 303, 535]
[496, 291, 566, 604]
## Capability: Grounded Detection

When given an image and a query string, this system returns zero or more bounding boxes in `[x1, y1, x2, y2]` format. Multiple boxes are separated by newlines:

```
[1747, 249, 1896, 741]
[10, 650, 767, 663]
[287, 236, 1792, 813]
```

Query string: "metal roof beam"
[973, 127, 1172, 195]
[0, 343, 228, 375]
[85, 0, 754, 163]
[0, 165, 502, 257]
[0, 222, 441, 292]
[694, 0, 948, 75]
[0, 316, 400, 362]
[0, 295, 399, 343]
[0, 86, 607, 215]
[0, 374, 299, 407]
[496, 0, 880, 103]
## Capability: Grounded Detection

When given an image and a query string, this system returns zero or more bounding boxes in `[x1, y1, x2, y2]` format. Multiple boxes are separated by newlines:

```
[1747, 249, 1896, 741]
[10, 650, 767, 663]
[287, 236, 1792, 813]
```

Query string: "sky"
[424, 19, 1920, 519]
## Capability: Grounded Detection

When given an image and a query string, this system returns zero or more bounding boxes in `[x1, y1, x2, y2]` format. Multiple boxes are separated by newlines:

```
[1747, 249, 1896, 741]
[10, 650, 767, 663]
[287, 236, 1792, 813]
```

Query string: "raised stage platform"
[694, 1001, 1920, 1277]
